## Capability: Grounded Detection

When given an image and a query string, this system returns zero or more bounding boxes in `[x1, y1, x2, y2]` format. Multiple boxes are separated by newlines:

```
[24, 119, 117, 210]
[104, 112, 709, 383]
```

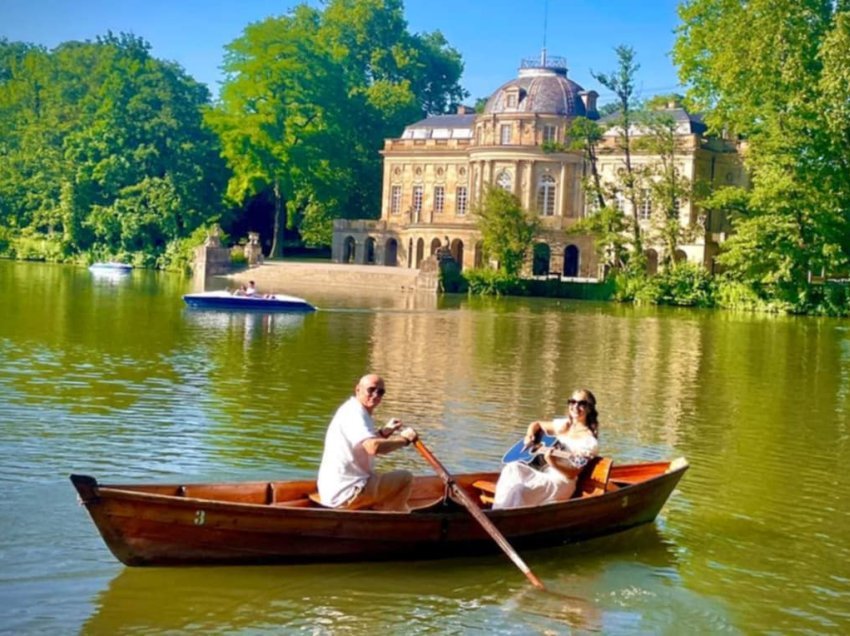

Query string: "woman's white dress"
[492, 419, 598, 509]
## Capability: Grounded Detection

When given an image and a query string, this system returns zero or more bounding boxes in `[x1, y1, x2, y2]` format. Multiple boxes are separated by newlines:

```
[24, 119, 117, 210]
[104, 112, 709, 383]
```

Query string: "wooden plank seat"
[578, 457, 613, 496]
[472, 457, 614, 505]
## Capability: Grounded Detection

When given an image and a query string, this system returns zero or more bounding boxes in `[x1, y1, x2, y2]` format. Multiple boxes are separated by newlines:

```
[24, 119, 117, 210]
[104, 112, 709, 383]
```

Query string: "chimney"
[579, 90, 598, 117]
[456, 104, 470, 115]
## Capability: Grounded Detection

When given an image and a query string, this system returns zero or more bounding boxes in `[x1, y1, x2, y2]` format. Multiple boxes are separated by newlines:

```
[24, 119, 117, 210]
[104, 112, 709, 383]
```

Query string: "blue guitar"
[501, 434, 559, 465]
[501, 434, 590, 472]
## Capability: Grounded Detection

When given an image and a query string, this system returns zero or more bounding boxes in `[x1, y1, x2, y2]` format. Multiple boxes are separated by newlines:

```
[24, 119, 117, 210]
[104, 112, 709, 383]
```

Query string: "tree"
[0, 34, 228, 262]
[636, 113, 694, 267]
[592, 45, 644, 257]
[674, 0, 850, 306]
[567, 116, 606, 211]
[475, 186, 538, 277]
[208, 0, 466, 253]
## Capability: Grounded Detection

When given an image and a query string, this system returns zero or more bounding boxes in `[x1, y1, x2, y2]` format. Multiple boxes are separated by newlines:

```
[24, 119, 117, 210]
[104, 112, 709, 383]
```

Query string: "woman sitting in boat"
[492, 389, 599, 509]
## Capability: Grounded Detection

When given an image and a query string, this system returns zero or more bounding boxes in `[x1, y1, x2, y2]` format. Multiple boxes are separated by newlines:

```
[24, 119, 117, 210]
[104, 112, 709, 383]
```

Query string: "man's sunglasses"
[366, 386, 386, 397]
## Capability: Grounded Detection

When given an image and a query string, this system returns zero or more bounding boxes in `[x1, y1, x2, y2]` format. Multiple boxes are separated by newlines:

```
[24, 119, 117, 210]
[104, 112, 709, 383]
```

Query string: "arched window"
[564, 245, 580, 277]
[496, 170, 512, 192]
[537, 174, 556, 216]
[365, 237, 376, 264]
[533, 243, 551, 276]
[450, 239, 464, 271]
[674, 249, 687, 264]
[384, 239, 398, 266]
[430, 237, 442, 255]
[416, 238, 425, 267]
[644, 249, 659, 275]
[343, 237, 356, 264]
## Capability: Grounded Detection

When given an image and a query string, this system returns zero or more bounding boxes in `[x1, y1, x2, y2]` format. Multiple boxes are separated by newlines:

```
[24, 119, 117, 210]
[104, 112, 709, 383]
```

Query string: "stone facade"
[332, 54, 745, 277]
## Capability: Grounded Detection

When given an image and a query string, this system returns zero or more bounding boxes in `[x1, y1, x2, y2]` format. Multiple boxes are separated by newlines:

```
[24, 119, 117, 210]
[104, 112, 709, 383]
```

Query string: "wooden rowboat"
[70, 458, 687, 567]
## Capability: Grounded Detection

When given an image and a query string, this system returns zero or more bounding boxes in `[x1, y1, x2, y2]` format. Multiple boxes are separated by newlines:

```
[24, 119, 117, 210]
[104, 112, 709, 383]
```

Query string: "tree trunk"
[269, 178, 285, 259]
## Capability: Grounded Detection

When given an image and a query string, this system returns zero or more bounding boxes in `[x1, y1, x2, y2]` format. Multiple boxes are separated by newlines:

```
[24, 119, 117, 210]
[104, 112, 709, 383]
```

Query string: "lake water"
[0, 260, 848, 634]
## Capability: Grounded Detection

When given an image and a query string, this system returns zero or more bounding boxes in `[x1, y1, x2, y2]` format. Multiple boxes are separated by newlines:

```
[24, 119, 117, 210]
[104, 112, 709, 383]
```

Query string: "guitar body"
[501, 434, 559, 465]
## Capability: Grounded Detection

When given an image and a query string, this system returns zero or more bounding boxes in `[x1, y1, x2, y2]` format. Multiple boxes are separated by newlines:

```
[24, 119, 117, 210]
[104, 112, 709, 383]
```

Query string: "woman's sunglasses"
[568, 399, 590, 409]
[366, 386, 386, 397]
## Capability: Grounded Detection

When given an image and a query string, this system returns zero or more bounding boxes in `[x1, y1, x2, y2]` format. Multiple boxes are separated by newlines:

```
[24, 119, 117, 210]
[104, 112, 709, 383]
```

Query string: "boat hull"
[71, 461, 686, 566]
[182, 291, 315, 312]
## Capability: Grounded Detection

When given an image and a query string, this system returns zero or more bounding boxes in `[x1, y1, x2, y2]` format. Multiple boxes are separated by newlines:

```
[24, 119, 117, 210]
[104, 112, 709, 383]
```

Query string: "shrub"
[656, 263, 716, 307]
[463, 268, 529, 296]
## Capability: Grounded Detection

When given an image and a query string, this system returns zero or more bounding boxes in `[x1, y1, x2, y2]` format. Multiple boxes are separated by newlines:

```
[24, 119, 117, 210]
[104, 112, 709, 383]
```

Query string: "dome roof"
[483, 57, 596, 118]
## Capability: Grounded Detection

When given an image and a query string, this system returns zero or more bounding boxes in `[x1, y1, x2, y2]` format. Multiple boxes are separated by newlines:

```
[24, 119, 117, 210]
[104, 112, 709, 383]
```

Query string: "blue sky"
[1, 0, 686, 106]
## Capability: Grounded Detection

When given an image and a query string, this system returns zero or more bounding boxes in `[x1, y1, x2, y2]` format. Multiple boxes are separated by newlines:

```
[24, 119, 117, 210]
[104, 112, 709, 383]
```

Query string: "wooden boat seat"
[471, 456, 614, 505]
[576, 457, 613, 496]
[472, 480, 497, 505]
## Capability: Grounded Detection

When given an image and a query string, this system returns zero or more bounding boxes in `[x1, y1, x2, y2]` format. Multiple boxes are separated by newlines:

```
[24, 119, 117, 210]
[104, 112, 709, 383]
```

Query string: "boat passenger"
[492, 389, 600, 509]
[233, 285, 247, 296]
[245, 281, 258, 296]
[317, 374, 418, 512]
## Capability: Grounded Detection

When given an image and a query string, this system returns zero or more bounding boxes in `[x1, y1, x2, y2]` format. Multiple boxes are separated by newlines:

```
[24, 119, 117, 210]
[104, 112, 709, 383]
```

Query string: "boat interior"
[95, 458, 681, 512]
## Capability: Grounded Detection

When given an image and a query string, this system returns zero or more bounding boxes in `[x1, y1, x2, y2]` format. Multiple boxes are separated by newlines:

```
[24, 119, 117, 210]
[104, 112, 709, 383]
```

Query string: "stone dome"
[483, 56, 597, 118]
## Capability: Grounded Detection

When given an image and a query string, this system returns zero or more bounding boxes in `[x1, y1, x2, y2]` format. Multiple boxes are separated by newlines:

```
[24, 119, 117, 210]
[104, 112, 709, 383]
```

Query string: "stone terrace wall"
[227, 261, 426, 293]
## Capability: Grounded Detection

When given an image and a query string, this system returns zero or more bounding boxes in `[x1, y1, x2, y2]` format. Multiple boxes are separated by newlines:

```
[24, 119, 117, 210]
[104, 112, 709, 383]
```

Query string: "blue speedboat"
[182, 291, 316, 312]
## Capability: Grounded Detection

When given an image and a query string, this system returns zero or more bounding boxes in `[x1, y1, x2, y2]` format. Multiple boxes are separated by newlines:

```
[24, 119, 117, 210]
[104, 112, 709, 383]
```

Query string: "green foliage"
[0, 34, 228, 266]
[674, 1, 850, 310]
[591, 45, 645, 253]
[438, 262, 466, 293]
[570, 206, 631, 271]
[612, 263, 716, 307]
[207, 0, 466, 253]
[474, 186, 538, 277]
[462, 268, 529, 296]
[713, 279, 791, 314]
[656, 263, 715, 307]
[644, 93, 684, 110]
[156, 225, 214, 273]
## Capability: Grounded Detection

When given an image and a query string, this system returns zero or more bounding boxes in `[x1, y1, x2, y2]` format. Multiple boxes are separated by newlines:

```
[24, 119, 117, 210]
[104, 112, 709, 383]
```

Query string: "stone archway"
[533, 243, 551, 276]
[365, 237, 376, 264]
[563, 244, 580, 277]
[416, 238, 425, 268]
[450, 239, 464, 271]
[343, 236, 356, 264]
[384, 238, 398, 266]
[674, 249, 687, 264]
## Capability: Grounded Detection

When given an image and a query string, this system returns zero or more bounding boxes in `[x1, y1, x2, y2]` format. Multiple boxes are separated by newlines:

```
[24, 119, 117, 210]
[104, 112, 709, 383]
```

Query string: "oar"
[412, 438, 546, 590]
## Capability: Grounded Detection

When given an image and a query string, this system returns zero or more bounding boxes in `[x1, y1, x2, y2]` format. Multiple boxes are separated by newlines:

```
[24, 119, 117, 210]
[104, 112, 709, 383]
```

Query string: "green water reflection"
[0, 260, 848, 633]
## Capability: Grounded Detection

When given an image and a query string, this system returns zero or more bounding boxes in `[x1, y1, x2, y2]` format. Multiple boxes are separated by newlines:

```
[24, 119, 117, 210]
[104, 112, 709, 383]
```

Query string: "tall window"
[434, 186, 445, 213]
[412, 185, 423, 213]
[456, 186, 468, 216]
[500, 124, 512, 145]
[496, 170, 512, 192]
[537, 174, 556, 216]
[614, 191, 626, 213]
[390, 185, 401, 215]
[543, 124, 557, 144]
[506, 93, 517, 108]
[639, 189, 652, 220]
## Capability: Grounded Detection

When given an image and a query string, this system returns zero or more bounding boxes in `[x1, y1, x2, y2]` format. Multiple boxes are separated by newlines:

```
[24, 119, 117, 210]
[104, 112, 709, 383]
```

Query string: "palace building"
[331, 54, 744, 277]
